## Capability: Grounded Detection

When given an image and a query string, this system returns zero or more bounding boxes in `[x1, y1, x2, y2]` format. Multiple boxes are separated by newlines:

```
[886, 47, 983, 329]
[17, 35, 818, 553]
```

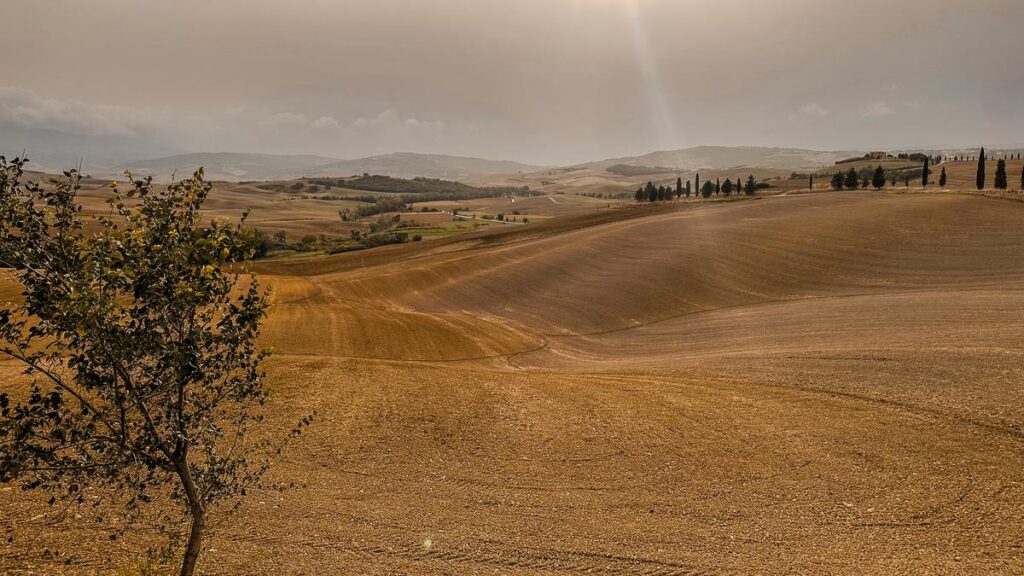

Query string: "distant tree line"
[825, 148, 1022, 192]
[581, 191, 633, 200]
[261, 175, 530, 204]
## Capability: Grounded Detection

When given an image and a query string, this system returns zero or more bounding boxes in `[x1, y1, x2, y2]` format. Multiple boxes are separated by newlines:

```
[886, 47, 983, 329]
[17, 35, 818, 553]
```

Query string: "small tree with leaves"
[0, 157, 308, 576]
[722, 178, 734, 195]
[701, 180, 714, 198]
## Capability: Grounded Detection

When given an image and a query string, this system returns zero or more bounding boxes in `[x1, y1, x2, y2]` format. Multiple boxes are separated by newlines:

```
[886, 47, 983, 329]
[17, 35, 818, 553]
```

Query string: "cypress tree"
[686, 180, 692, 198]
[939, 166, 947, 188]
[871, 165, 885, 189]
[715, 178, 721, 194]
[695, 173, 700, 199]
[994, 159, 1007, 189]
[676, 177, 683, 199]
[922, 157, 930, 188]
[635, 187, 643, 202]
[977, 148, 986, 190]
[809, 175, 814, 191]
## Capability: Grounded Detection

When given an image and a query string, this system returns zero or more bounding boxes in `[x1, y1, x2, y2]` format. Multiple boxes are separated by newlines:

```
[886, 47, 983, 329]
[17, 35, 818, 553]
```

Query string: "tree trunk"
[176, 457, 206, 576]
[180, 504, 206, 576]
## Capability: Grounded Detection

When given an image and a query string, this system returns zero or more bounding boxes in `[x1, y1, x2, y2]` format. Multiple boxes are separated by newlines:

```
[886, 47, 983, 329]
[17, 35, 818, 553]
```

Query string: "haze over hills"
[582, 146, 863, 171]
[120, 152, 341, 182]
[0, 125, 180, 175]
[112, 151, 543, 182]
[100, 146, 867, 183]
[12, 142, 1016, 185]
[306, 152, 543, 181]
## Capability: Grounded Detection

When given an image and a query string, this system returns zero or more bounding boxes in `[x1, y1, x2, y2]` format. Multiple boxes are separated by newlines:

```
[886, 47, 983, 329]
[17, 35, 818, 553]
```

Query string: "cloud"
[260, 112, 310, 130]
[311, 116, 339, 130]
[0, 87, 450, 160]
[863, 101, 895, 117]
[799, 103, 830, 117]
[351, 109, 445, 140]
[0, 87, 172, 138]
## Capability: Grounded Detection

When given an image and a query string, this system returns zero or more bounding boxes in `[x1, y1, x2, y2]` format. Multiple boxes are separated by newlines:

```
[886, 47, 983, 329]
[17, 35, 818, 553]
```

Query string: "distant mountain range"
[308, 152, 542, 181]
[120, 153, 341, 181]
[115, 147, 857, 182]
[6, 142, 911, 183]
[112, 152, 542, 182]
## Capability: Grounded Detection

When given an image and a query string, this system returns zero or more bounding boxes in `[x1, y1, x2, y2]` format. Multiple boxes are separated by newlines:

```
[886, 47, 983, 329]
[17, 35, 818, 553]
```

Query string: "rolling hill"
[584, 145, 863, 171]
[306, 152, 542, 181]
[116, 152, 543, 182]
[6, 189, 1024, 574]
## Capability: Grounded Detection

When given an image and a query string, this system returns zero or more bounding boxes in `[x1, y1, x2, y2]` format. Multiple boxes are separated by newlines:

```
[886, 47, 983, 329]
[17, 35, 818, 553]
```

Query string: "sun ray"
[622, 0, 678, 149]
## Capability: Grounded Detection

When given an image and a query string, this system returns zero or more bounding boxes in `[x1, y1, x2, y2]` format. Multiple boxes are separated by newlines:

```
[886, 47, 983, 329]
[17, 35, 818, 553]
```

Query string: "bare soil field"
[936, 159, 1024, 194]
[4, 191, 1024, 574]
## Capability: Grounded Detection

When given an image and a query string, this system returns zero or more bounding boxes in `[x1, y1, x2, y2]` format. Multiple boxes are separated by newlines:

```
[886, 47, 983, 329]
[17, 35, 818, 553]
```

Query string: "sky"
[2, 0, 1023, 166]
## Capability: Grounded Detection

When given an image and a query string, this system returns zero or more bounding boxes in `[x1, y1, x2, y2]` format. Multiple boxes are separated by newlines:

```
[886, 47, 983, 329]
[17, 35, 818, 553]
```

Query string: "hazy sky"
[3, 0, 1022, 165]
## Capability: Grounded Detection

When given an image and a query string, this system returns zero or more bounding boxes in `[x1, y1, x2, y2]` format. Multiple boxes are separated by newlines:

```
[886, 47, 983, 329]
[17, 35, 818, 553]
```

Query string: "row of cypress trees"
[829, 166, 893, 190]
[634, 174, 759, 202]
[635, 150, 1022, 202]
[975, 148, 1022, 190]
[826, 149, 1023, 192]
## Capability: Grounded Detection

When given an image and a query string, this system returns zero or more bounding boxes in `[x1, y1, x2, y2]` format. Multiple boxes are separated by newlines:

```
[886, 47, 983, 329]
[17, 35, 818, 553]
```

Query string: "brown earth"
[3, 191, 1024, 575]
